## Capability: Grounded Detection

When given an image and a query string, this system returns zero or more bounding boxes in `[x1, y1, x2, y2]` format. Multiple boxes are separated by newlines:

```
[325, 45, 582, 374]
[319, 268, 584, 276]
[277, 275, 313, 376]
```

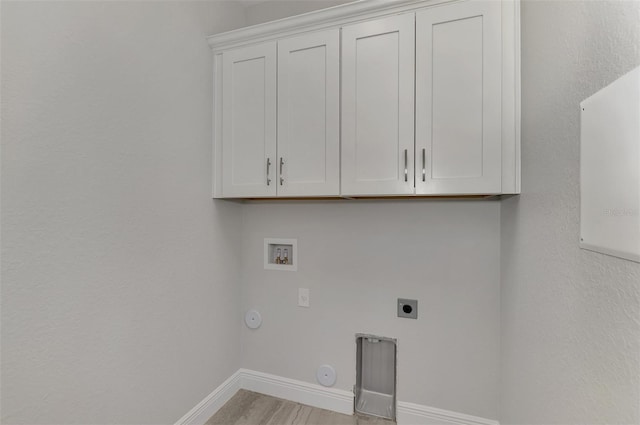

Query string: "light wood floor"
[206, 390, 395, 425]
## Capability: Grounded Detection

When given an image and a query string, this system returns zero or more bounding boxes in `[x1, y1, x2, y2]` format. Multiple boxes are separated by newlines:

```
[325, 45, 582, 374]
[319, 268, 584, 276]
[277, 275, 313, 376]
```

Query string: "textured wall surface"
[1, 2, 245, 424]
[240, 201, 501, 420]
[501, 1, 640, 423]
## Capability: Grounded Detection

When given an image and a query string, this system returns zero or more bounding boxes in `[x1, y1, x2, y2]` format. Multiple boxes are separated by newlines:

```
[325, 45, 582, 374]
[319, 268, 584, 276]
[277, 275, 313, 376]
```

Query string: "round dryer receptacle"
[244, 310, 262, 329]
[316, 364, 337, 387]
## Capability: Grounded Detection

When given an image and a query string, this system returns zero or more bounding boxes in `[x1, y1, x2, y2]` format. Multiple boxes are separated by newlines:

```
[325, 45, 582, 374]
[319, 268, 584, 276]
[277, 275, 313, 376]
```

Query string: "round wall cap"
[244, 310, 262, 329]
[316, 364, 336, 387]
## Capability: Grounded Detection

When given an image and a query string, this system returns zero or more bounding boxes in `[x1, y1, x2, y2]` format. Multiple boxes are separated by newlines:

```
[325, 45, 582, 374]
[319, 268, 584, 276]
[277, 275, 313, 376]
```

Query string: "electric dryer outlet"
[397, 298, 417, 319]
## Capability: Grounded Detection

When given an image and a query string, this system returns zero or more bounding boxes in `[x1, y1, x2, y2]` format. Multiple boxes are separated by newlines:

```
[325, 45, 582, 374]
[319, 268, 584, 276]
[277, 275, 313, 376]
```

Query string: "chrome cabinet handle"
[422, 148, 426, 182]
[279, 157, 284, 186]
[266, 158, 271, 186]
[404, 149, 408, 182]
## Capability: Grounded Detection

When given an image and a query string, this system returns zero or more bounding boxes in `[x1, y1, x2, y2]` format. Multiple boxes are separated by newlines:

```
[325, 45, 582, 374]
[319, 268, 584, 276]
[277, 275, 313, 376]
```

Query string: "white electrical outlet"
[298, 288, 310, 308]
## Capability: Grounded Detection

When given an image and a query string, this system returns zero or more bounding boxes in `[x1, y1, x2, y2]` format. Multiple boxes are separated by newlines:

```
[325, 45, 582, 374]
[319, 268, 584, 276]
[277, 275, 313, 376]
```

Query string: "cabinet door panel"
[416, 2, 501, 194]
[277, 30, 340, 197]
[341, 13, 415, 196]
[222, 42, 277, 197]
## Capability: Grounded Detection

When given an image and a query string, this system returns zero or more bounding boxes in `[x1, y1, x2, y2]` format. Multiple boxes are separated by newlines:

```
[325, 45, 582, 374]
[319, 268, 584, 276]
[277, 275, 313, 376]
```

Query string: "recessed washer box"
[264, 238, 297, 271]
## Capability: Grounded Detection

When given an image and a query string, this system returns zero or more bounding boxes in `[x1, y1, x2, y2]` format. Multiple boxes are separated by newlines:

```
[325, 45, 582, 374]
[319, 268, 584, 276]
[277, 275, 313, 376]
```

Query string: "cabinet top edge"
[207, 0, 462, 51]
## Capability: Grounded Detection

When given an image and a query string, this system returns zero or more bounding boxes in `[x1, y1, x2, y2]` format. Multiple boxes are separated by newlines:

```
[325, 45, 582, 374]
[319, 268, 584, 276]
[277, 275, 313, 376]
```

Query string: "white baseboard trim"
[397, 401, 499, 425]
[175, 369, 499, 425]
[174, 370, 241, 425]
[238, 368, 354, 416]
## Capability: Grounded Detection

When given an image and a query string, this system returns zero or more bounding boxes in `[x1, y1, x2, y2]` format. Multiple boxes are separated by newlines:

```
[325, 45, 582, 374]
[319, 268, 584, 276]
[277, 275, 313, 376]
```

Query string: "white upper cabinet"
[209, 0, 520, 199]
[219, 32, 339, 198]
[277, 29, 340, 197]
[222, 41, 277, 198]
[415, 1, 502, 195]
[341, 13, 416, 196]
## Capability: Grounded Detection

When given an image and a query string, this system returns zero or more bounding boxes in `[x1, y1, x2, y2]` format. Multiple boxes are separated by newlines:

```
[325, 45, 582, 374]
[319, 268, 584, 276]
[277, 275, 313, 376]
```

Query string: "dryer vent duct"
[355, 334, 397, 420]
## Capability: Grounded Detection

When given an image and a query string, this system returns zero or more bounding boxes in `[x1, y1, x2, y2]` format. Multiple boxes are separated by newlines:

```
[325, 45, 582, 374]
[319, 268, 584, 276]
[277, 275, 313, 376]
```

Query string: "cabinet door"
[341, 13, 415, 196]
[415, 2, 502, 195]
[222, 42, 277, 197]
[277, 29, 340, 197]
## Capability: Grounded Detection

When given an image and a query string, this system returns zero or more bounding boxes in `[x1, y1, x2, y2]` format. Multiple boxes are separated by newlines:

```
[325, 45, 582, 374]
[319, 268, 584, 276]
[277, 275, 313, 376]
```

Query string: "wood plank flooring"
[206, 390, 395, 425]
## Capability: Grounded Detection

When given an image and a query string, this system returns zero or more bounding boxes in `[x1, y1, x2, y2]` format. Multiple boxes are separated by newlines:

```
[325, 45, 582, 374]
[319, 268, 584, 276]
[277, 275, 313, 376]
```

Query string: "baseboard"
[175, 368, 499, 425]
[174, 370, 241, 425]
[238, 368, 354, 415]
[397, 401, 500, 425]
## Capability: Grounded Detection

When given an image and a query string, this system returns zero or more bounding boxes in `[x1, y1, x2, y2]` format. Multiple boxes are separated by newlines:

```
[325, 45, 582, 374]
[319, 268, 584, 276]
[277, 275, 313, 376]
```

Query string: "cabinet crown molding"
[207, 0, 456, 51]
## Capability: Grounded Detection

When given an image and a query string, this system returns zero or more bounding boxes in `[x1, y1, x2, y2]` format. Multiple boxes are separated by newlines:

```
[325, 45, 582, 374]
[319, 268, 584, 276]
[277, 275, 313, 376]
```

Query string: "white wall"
[501, 1, 640, 423]
[240, 200, 501, 420]
[1, 2, 245, 424]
